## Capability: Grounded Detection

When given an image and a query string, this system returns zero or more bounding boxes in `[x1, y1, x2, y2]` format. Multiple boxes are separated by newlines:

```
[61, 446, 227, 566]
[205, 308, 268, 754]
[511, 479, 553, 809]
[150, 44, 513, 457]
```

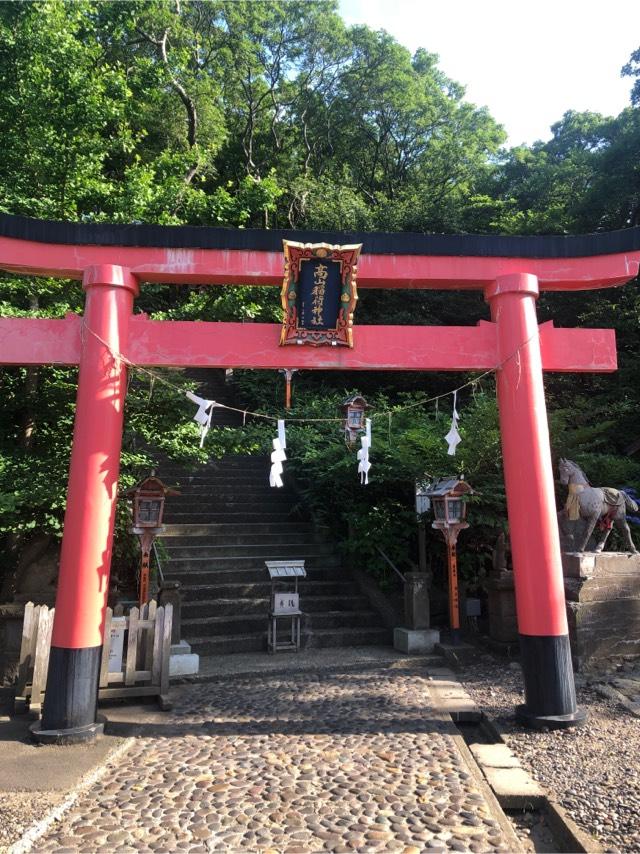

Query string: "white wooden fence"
[15, 600, 172, 717]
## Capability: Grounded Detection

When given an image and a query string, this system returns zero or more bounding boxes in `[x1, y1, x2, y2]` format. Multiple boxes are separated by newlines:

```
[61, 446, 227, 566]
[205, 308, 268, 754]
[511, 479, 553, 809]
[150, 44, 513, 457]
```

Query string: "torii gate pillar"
[487, 273, 584, 727]
[35, 265, 138, 743]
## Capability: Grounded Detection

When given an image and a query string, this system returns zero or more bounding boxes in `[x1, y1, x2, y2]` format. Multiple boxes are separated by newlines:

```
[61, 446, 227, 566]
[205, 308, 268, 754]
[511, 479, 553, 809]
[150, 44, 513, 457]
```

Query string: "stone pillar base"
[394, 627, 440, 654]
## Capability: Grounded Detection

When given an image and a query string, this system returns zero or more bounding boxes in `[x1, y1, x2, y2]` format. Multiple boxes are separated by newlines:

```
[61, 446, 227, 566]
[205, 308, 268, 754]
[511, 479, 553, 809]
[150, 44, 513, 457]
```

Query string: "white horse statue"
[558, 458, 638, 554]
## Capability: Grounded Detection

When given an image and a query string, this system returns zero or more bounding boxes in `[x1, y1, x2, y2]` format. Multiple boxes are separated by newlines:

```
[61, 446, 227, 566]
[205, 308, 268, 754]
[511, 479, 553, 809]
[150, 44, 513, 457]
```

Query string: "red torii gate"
[1, 214, 638, 742]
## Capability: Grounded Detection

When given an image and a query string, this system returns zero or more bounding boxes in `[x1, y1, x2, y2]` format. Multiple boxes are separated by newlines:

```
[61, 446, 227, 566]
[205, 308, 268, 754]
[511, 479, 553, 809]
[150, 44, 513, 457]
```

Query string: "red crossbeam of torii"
[1, 214, 639, 742]
[0, 315, 619, 372]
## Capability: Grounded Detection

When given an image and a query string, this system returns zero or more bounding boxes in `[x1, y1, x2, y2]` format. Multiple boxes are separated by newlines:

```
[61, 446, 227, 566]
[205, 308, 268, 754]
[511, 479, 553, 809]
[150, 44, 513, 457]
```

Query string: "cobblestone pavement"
[34, 665, 519, 853]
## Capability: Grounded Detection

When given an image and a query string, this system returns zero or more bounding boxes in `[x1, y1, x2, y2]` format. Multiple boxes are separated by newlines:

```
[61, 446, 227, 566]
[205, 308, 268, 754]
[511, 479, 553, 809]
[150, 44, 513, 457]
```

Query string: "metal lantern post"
[426, 477, 474, 645]
[127, 475, 178, 606]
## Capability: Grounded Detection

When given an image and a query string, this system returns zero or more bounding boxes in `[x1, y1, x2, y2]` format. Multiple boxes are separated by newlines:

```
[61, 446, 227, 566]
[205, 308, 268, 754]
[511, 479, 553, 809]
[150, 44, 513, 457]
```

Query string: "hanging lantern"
[426, 477, 473, 529]
[342, 394, 369, 446]
[128, 476, 172, 528]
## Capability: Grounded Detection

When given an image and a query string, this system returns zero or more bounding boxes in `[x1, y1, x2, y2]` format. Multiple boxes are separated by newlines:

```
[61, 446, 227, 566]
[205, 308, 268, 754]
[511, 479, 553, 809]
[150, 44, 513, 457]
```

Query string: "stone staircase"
[156, 372, 391, 656]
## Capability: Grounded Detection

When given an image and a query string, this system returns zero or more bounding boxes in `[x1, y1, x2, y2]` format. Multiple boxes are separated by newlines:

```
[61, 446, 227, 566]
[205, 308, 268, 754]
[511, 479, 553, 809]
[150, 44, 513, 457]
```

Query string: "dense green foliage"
[1, 0, 640, 597]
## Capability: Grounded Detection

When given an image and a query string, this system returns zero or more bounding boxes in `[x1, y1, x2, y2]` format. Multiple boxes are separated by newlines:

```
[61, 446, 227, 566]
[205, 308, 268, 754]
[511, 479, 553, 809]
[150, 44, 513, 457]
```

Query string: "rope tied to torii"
[80, 317, 541, 428]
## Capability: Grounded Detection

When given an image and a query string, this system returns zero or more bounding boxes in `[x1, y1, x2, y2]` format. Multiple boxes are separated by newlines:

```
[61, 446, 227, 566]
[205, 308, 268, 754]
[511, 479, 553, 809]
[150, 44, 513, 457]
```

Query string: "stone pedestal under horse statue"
[558, 458, 638, 553]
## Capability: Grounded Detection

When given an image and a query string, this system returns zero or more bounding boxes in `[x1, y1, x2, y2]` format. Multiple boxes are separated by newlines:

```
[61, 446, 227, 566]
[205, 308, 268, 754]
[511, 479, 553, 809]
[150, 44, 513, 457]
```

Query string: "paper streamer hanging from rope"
[357, 418, 372, 484]
[445, 391, 461, 456]
[270, 420, 287, 488]
[278, 418, 286, 450]
[186, 391, 219, 448]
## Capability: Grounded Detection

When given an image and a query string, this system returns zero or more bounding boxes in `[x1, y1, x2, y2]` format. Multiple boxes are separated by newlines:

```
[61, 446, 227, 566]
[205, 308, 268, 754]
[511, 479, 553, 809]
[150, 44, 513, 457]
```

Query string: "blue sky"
[339, 0, 640, 146]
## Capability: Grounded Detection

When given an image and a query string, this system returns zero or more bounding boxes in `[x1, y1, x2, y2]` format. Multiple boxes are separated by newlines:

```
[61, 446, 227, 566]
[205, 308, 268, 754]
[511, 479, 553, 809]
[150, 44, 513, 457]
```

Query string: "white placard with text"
[273, 593, 300, 615]
[108, 617, 126, 673]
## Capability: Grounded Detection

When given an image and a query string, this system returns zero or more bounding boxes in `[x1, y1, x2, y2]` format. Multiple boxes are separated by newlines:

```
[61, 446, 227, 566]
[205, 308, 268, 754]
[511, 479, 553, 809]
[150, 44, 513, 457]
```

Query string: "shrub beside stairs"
[156, 373, 391, 656]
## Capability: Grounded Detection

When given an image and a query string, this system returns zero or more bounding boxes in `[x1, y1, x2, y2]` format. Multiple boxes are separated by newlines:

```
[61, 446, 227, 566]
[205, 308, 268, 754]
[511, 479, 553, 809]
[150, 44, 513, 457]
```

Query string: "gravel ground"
[457, 652, 640, 853]
[0, 792, 63, 854]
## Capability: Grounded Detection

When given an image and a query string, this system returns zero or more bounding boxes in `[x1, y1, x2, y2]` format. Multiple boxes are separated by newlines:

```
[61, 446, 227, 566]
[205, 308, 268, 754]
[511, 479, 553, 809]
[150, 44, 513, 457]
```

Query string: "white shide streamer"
[277, 418, 286, 449]
[357, 419, 372, 485]
[270, 436, 287, 488]
[186, 391, 219, 448]
[445, 390, 461, 456]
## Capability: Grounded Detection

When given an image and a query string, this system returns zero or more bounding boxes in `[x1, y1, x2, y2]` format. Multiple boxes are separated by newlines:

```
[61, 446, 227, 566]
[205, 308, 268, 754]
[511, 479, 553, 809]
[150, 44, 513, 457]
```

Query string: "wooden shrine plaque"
[280, 241, 361, 347]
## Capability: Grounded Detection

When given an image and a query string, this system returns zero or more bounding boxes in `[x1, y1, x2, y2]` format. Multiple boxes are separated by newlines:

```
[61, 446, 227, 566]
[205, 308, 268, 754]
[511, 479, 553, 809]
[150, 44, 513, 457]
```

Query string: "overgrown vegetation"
[1, 0, 640, 599]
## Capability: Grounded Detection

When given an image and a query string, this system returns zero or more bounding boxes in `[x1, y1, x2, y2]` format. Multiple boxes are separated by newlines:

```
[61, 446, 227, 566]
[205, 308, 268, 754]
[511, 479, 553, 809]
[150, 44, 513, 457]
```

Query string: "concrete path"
[28, 654, 521, 853]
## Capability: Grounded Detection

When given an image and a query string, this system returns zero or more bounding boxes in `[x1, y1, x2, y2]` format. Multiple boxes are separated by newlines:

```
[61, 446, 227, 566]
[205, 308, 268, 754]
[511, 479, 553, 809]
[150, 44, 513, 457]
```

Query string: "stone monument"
[486, 532, 518, 646]
[393, 573, 440, 654]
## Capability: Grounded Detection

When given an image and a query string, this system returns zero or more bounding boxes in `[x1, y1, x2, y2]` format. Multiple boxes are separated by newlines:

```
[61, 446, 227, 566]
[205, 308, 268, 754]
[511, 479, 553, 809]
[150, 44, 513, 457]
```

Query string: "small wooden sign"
[108, 617, 126, 673]
[280, 241, 361, 347]
[273, 592, 300, 615]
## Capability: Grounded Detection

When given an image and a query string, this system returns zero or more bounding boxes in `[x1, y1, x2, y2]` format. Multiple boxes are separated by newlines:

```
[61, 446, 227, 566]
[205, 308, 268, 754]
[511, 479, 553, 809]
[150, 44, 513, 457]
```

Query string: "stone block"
[171, 640, 192, 656]
[481, 766, 544, 808]
[393, 627, 440, 654]
[169, 652, 199, 677]
[562, 551, 640, 579]
[470, 743, 521, 769]
[567, 601, 640, 668]
[565, 572, 640, 603]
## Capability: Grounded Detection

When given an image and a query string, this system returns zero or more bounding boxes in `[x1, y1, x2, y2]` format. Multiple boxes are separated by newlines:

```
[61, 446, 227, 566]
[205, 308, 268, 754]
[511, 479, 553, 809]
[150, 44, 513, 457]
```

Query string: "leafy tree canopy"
[2, 0, 640, 597]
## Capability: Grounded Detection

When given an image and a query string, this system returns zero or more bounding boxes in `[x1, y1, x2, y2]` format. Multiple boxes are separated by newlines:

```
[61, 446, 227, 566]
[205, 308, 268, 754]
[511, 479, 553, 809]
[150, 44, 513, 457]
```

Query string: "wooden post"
[447, 538, 460, 644]
[418, 520, 427, 575]
[139, 548, 151, 607]
[99, 607, 113, 689]
[29, 606, 53, 718]
[280, 368, 297, 409]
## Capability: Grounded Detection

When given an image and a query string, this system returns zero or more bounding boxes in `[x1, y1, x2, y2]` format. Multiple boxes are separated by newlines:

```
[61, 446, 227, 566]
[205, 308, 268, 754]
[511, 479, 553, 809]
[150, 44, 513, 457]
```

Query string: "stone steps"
[162, 523, 316, 537]
[163, 532, 329, 547]
[162, 462, 269, 476]
[164, 476, 274, 489]
[165, 511, 304, 524]
[183, 594, 372, 619]
[189, 626, 392, 656]
[183, 609, 382, 638]
[169, 490, 296, 501]
[166, 499, 299, 513]
[167, 565, 343, 586]
[163, 542, 336, 559]
[156, 369, 389, 656]
[177, 580, 362, 600]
